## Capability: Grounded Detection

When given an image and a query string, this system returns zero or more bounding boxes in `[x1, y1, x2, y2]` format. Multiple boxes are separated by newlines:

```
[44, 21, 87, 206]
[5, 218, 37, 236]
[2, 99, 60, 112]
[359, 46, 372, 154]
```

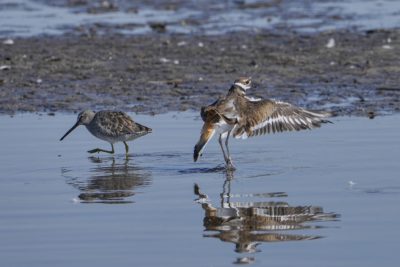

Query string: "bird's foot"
[87, 148, 114, 154]
[88, 148, 100, 154]
[225, 158, 236, 171]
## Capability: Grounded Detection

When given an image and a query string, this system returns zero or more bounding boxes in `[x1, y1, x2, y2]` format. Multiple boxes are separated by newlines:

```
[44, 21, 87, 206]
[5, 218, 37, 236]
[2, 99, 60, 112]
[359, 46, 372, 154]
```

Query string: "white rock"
[177, 41, 187, 46]
[159, 57, 170, 63]
[2, 39, 14, 45]
[326, 38, 335, 48]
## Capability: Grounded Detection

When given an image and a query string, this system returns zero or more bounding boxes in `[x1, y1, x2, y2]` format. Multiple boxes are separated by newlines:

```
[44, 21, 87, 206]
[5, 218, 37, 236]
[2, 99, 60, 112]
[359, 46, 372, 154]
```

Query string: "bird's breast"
[215, 120, 235, 135]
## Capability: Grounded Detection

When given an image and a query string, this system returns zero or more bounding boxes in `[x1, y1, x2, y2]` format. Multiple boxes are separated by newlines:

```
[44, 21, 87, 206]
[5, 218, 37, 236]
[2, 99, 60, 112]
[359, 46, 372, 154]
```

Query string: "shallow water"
[1, 0, 400, 37]
[0, 112, 399, 266]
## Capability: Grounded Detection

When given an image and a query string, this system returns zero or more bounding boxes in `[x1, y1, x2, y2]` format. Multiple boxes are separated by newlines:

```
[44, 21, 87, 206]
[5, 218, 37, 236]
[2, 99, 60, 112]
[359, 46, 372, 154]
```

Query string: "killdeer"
[193, 77, 331, 169]
[60, 110, 152, 154]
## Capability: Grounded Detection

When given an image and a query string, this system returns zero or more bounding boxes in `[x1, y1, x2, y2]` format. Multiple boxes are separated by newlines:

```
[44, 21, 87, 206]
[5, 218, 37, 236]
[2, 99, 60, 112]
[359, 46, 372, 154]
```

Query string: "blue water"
[0, 112, 399, 266]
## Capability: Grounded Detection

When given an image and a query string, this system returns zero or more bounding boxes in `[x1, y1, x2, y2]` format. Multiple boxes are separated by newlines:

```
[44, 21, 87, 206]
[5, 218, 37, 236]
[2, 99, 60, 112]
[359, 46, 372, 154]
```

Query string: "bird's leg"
[225, 130, 232, 162]
[218, 134, 229, 163]
[224, 130, 236, 171]
[88, 143, 115, 154]
[123, 141, 129, 155]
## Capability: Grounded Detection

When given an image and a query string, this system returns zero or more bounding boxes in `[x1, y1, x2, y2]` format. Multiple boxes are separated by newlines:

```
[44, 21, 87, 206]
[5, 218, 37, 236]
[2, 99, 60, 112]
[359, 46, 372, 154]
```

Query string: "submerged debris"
[149, 22, 167, 33]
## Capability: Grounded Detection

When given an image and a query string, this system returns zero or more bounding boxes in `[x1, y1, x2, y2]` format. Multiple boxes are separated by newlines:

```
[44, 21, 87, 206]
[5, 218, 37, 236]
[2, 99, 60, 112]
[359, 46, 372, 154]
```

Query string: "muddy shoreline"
[1, 29, 400, 117]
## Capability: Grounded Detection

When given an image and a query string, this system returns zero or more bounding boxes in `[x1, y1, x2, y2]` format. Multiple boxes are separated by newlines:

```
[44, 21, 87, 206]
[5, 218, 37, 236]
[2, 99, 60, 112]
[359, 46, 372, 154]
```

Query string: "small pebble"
[101, 0, 112, 8]
[177, 41, 187, 46]
[326, 38, 335, 48]
[159, 57, 170, 63]
[367, 111, 375, 119]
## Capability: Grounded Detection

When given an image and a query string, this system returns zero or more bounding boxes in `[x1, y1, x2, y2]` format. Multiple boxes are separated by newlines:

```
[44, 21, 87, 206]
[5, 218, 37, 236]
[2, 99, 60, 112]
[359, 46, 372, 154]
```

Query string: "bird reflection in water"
[194, 174, 339, 264]
[65, 156, 152, 204]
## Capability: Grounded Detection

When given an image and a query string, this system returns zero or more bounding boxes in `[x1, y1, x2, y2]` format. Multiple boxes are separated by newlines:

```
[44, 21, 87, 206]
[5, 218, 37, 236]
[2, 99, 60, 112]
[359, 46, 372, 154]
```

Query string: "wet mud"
[1, 0, 400, 117]
[2, 29, 400, 116]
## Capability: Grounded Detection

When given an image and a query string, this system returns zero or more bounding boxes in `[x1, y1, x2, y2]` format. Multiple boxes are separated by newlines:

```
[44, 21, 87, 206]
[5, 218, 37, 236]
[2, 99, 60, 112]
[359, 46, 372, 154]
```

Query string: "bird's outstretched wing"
[233, 99, 331, 139]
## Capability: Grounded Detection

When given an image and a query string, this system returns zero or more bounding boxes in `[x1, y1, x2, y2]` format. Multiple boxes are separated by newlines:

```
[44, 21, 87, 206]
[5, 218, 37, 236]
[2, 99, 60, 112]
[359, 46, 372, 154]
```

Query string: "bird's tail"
[194, 121, 216, 162]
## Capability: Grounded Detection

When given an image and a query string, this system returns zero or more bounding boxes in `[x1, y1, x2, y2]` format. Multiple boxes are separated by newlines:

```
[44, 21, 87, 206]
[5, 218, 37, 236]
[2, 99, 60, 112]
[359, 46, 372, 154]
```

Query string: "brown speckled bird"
[194, 77, 331, 169]
[60, 110, 152, 154]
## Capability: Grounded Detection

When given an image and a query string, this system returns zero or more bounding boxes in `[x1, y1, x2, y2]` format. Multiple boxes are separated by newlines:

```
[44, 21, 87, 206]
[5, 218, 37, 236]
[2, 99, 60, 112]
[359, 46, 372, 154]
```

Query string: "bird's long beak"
[193, 122, 215, 162]
[193, 143, 204, 162]
[60, 121, 80, 141]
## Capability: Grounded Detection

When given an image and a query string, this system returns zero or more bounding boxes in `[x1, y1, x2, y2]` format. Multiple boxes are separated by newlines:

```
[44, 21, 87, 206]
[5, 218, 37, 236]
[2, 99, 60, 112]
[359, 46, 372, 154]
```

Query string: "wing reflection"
[194, 174, 339, 263]
[65, 156, 152, 204]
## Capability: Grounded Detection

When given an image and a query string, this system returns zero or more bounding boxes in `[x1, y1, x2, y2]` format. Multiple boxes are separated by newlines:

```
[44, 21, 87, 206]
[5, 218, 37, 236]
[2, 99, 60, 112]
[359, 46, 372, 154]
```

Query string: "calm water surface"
[0, 112, 399, 266]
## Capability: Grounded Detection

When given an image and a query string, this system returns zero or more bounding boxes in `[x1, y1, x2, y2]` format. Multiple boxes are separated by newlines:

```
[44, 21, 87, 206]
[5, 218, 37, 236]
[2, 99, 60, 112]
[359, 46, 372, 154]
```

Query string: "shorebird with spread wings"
[193, 77, 331, 170]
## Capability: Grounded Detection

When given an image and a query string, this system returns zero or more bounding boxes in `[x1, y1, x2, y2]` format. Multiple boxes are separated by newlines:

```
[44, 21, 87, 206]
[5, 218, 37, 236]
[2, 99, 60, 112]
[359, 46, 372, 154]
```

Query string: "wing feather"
[233, 100, 331, 139]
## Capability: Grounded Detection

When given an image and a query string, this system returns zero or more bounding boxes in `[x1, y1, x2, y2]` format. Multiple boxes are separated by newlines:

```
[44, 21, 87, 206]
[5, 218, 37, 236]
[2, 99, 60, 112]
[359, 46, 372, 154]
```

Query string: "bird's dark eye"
[245, 80, 250, 85]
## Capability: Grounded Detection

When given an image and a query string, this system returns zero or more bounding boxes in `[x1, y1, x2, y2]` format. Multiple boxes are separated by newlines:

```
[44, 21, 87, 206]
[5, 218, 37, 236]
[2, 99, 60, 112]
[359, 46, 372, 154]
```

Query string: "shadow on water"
[63, 156, 152, 204]
[194, 172, 339, 265]
[180, 163, 286, 179]
[348, 183, 400, 195]
[179, 164, 227, 174]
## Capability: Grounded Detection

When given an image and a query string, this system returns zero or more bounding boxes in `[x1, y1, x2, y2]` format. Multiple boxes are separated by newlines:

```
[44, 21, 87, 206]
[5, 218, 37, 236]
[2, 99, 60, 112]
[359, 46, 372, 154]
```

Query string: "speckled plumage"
[87, 111, 151, 143]
[60, 110, 152, 155]
[194, 78, 331, 169]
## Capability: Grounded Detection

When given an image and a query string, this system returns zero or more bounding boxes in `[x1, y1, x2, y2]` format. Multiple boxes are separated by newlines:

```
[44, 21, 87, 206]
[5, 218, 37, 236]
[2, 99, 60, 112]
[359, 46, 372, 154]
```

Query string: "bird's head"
[77, 110, 96, 125]
[233, 77, 252, 91]
[60, 110, 95, 141]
